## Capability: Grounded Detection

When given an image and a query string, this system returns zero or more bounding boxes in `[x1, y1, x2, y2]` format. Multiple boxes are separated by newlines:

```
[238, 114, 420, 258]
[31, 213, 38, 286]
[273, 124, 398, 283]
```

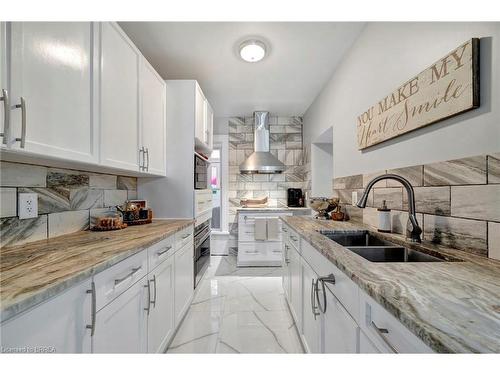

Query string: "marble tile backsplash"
[227, 116, 309, 248]
[332, 153, 500, 259]
[0, 161, 138, 247]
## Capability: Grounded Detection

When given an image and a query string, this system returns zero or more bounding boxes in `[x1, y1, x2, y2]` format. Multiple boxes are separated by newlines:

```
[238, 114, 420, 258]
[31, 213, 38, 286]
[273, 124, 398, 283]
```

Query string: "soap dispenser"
[377, 200, 391, 233]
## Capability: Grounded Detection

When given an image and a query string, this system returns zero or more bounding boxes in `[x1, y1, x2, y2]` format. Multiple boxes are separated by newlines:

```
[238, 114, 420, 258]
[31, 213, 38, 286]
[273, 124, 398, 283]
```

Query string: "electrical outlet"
[18, 193, 38, 219]
[351, 191, 358, 205]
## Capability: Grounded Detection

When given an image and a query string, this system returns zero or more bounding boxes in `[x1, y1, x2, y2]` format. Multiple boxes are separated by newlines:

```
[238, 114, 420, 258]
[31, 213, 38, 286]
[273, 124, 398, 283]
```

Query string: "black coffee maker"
[287, 188, 304, 207]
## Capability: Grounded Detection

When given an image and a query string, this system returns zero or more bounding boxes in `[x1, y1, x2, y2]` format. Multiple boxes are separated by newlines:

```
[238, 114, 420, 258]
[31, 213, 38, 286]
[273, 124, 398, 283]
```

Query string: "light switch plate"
[18, 193, 38, 219]
[351, 191, 358, 205]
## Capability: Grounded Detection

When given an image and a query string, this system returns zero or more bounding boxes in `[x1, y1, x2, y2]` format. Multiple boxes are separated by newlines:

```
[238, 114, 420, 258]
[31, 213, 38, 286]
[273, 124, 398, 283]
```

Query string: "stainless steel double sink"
[320, 230, 447, 263]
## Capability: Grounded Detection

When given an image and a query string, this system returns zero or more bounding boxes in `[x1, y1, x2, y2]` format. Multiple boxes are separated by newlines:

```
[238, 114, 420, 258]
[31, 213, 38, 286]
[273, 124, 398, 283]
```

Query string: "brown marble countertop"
[0, 219, 193, 322]
[281, 216, 500, 353]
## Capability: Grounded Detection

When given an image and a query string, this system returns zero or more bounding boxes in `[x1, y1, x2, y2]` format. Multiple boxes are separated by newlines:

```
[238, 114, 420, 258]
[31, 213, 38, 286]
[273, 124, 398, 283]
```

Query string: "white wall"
[311, 143, 333, 196]
[304, 22, 500, 178]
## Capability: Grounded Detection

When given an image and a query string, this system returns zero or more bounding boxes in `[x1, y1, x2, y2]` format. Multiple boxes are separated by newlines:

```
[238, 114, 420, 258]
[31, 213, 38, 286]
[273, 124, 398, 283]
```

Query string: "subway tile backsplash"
[0, 161, 138, 248]
[332, 153, 500, 259]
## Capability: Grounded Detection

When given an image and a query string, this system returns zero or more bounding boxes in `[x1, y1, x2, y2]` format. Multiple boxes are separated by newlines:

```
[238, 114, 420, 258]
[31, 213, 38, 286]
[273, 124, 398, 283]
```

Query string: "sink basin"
[346, 246, 444, 263]
[319, 230, 445, 263]
[320, 230, 394, 247]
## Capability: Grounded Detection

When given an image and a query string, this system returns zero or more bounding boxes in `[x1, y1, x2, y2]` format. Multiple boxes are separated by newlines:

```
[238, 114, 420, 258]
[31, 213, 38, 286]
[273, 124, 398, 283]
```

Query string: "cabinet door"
[174, 242, 194, 326]
[140, 58, 166, 176]
[194, 83, 206, 144]
[322, 287, 359, 353]
[93, 276, 148, 353]
[301, 260, 321, 353]
[0, 278, 92, 353]
[148, 256, 175, 353]
[282, 240, 291, 301]
[359, 330, 380, 353]
[289, 246, 302, 332]
[100, 22, 140, 171]
[9, 22, 97, 162]
[205, 101, 213, 149]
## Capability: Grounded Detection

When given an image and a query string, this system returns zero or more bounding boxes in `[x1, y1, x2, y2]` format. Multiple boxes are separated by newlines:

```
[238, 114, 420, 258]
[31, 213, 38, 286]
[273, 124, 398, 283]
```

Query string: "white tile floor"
[167, 255, 304, 353]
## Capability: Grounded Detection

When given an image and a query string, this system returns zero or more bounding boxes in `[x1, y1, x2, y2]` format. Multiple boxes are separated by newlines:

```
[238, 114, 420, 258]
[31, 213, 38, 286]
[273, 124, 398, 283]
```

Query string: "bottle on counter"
[377, 200, 391, 233]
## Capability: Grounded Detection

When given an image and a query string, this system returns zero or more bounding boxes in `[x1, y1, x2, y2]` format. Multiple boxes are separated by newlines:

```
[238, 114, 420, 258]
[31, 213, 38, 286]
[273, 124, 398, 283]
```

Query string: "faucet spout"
[357, 173, 422, 243]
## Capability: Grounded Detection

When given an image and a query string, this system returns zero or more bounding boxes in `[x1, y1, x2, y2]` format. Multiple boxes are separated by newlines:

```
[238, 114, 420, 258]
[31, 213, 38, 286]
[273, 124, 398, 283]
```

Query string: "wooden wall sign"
[357, 38, 480, 150]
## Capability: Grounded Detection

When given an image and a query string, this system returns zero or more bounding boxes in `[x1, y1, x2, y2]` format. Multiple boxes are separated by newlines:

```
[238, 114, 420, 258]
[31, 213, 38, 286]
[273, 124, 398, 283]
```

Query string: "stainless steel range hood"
[239, 111, 286, 174]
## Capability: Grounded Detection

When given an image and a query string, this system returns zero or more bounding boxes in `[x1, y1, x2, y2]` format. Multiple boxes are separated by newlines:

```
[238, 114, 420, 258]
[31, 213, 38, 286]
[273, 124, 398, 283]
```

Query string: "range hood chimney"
[239, 112, 286, 174]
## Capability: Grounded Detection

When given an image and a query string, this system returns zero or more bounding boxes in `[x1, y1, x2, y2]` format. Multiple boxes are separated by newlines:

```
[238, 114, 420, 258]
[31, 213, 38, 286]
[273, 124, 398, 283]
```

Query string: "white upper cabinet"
[140, 57, 166, 176]
[99, 22, 140, 172]
[8, 22, 98, 162]
[205, 101, 214, 150]
[194, 82, 213, 153]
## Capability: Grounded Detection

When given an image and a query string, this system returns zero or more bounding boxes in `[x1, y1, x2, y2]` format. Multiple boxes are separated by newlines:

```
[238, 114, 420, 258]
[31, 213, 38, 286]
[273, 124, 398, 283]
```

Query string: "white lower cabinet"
[147, 255, 175, 353]
[301, 260, 321, 353]
[289, 244, 302, 331]
[359, 330, 380, 353]
[1, 229, 195, 354]
[174, 240, 194, 327]
[282, 240, 291, 301]
[0, 278, 92, 353]
[322, 286, 359, 353]
[282, 224, 434, 354]
[92, 276, 149, 353]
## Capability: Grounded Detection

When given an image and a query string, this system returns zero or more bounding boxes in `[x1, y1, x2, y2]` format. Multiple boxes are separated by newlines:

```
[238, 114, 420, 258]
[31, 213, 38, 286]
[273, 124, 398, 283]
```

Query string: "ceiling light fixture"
[239, 39, 266, 63]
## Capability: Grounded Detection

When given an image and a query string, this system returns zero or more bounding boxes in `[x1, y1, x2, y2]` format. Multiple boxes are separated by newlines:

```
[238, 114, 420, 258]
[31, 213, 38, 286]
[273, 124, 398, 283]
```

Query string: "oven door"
[194, 223, 211, 288]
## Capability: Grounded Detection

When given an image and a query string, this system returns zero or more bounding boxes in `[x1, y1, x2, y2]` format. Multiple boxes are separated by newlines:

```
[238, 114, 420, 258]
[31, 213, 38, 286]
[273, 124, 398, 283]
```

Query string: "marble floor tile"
[167, 255, 303, 354]
[167, 310, 221, 353]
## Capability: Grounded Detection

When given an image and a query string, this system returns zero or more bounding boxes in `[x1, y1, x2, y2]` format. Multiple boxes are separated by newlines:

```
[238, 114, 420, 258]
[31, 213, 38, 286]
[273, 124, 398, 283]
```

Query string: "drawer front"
[238, 242, 267, 259]
[148, 234, 175, 271]
[175, 225, 194, 250]
[194, 189, 212, 215]
[94, 249, 148, 311]
[301, 239, 360, 323]
[359, 289, 433, 353]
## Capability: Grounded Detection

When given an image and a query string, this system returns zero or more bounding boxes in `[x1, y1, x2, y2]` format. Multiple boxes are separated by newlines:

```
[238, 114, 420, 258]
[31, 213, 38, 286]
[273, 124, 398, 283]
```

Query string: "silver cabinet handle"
[139, 147, 144, 170]
[144, 281, 151, 314]
[150, 275, 157, 308]
[310, 278, 320, 319]
[290, 235, 298, 241]
[157, 246, 172, 256]
[145, 147, 150, 171]
[182, 234, 190, 239]
[86, 281, 96, 337]
[371, 321, 398, 353]
[272, 250, 282, 253]
[14, 97, 26, 148]
[114, 267, 141, 287]
[316, 274, 335, 313]
[1, 89, 10, 145]
[283, 228, 288, 233]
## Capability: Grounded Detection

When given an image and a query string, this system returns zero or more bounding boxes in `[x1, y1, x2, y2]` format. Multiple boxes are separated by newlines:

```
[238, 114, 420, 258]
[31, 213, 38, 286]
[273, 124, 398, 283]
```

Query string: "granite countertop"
[0, 219, 193, 322]
[281, 216, 500, 353]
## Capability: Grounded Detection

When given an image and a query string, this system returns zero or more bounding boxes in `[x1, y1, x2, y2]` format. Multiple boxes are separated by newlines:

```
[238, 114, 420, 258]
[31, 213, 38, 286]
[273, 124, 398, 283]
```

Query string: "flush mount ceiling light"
[239, 39, 267, 63]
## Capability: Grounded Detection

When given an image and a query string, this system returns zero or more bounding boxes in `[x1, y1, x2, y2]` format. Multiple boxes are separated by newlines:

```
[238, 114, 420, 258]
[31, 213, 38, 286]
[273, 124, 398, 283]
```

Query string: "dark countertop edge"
[279, 216, 497, 353]
[0, 219, 194, 323]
